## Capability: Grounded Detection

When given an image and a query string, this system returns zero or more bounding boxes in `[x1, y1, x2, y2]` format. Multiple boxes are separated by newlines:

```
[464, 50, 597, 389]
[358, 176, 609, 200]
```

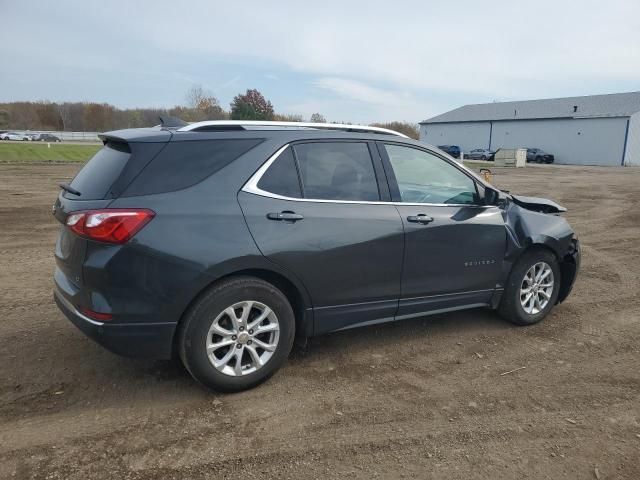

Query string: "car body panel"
[52, 127, 581, 359]
[394, 204, 506, 316]
[510, 194, 567, 213]
[238, 190, 404, 334]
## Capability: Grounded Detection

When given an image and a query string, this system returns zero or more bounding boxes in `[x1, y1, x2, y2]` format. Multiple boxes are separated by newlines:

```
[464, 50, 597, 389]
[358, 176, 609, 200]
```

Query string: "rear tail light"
[66, 209, 155, 244]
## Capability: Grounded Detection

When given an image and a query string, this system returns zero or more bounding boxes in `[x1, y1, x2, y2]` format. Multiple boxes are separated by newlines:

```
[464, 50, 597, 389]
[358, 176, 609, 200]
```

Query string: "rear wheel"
[178, 276, 295, 392]
[498, 249, 560, 325]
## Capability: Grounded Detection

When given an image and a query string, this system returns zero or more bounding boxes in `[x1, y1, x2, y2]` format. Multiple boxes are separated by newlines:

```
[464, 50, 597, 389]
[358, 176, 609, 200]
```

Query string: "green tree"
[230, 89, 274, 120]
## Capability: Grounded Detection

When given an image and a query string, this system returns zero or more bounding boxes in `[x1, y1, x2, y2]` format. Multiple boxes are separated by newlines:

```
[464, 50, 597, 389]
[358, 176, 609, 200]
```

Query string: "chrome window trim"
[242, 143, 494, 209]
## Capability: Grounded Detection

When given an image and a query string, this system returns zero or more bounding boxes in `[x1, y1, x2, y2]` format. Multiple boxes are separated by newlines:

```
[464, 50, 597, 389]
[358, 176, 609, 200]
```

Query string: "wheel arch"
[172, 265, 314, 357]
[512, 242, 576, 305]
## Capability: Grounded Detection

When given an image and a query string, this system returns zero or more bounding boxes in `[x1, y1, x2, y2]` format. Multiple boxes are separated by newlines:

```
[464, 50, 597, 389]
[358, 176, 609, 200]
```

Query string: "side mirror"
[484, 186, 502, 206]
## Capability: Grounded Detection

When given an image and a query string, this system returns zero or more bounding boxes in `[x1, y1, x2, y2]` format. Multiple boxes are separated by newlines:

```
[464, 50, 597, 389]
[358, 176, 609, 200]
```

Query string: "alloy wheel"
[205, 301, 280, 376]
[520, 262, 554, 314]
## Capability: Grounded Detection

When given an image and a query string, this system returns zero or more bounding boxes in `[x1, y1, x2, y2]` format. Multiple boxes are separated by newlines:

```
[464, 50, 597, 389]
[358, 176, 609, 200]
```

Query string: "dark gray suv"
[53, 121, 580, 391]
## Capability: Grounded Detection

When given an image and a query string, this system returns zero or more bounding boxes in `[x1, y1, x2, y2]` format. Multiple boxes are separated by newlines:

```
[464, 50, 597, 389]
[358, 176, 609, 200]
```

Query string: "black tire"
[178, 276, 295, 392]
[498, 248, 561, 326]
[481, 155, 487, 160]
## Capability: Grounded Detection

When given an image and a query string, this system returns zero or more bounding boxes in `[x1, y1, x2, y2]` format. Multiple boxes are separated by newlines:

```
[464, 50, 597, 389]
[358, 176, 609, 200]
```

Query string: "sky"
[1, 0, 639, 124]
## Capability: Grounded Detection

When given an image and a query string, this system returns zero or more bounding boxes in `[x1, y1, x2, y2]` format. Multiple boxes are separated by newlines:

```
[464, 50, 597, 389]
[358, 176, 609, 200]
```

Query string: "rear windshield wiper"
[59, 183, 81, 196]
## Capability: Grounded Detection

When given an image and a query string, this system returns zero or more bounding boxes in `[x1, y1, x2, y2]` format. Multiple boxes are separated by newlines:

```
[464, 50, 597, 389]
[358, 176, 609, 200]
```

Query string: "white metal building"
[420, 92, 640, 166]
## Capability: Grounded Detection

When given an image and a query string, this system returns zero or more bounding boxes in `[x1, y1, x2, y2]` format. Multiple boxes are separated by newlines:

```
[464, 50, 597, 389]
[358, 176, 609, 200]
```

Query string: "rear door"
[377, 142, 506, 319]
[238, 140, 404, 334]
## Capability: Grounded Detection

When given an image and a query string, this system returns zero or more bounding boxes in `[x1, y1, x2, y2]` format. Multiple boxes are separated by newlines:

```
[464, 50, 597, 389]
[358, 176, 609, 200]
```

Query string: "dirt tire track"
[1, 163, 639, 479]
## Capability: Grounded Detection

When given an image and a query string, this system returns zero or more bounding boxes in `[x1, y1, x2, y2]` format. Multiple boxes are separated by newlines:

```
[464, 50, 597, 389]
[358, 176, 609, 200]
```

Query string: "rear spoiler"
[98, 129, 172, 144]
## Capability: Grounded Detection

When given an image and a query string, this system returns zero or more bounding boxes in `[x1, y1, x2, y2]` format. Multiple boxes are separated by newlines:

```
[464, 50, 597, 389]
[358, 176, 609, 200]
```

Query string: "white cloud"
[129, 0, 640, 97]
[1, 0, 639, 122]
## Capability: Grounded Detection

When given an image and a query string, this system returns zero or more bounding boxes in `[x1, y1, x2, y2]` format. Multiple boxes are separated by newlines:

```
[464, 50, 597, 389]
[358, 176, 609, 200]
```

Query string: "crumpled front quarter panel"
[502, 201, 575, 276]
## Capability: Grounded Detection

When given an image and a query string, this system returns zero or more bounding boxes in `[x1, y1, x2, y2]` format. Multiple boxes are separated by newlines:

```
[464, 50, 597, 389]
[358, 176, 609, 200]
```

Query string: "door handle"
[406, 214, 434, 225]
[266, 211, 304, 222]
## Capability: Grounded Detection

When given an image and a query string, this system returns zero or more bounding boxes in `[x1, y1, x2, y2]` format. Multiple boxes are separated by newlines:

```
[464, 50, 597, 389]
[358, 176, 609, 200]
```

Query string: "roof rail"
[176, 120, 409, 138]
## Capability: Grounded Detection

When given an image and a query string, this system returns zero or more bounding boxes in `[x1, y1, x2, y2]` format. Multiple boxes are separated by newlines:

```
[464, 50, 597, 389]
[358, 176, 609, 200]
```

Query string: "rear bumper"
[54, 289, 176, 359]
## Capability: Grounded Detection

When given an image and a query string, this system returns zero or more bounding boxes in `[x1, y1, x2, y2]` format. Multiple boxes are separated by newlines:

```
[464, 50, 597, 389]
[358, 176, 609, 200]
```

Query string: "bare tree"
[370, 121, 420, 140]
[57, 103, 72, 131]
[185, 85, 226, 120]
[310, 113, 326, 123]
[273, 113, 304, 122]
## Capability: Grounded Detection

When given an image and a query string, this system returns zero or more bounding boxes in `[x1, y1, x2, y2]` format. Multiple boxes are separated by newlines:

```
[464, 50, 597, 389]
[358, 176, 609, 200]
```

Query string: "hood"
[510, 194, 567, 214]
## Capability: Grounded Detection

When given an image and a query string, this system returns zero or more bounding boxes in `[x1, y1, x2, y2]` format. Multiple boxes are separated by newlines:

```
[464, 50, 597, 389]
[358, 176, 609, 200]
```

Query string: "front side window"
[293, 142, 380, 201]
[383, 144, 478, 205]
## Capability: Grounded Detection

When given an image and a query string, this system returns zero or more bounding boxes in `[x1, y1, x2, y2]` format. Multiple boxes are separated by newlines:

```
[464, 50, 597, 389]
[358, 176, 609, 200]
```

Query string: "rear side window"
[293, 142, 380, 201]
[66, 141, 130, 200]
[124, 139, 262, 196]
[257, 148, 302, 198]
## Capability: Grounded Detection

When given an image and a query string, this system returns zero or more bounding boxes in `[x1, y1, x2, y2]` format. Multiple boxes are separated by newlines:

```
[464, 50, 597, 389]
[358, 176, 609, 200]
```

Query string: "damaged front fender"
[500, 198, 580, 304]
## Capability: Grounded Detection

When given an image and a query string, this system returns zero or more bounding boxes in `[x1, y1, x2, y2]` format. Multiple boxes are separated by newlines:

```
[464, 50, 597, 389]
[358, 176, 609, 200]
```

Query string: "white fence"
[21, 130, 101, 142]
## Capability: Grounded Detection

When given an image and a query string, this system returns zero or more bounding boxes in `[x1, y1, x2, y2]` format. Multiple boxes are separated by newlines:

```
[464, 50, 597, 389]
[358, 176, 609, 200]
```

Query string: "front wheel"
[178, 276, 295, 392]
[498, 249, 560, 325]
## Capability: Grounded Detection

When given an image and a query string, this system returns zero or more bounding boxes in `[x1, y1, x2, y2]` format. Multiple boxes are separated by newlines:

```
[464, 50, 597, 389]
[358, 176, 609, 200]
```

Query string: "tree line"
[0, 85, 419, 139]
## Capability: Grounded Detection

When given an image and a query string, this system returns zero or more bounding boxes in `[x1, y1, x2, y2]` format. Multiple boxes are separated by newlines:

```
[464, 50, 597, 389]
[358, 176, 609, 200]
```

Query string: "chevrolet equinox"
[53, 120, 580, 391]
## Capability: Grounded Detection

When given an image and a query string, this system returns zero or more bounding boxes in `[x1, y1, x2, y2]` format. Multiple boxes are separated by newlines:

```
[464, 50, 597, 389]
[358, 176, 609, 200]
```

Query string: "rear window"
[123, 139, 262, 196]
[293, 142, 380, 201]
[66, 142, 130, 200]
[257, 148, 302, 198]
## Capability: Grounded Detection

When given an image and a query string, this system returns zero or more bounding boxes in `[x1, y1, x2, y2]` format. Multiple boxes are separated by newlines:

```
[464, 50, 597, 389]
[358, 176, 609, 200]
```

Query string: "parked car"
[35, 133, 62, 142]
[53, 121, 580, 392]
[526, 148, 555, 164]
[437, 144, 461, 159]
[1, 131, 31, 141]
[466, 148, 495, 161]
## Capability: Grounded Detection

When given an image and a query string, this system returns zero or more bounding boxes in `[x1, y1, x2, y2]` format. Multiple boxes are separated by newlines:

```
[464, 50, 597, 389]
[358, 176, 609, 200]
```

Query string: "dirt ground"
[0, 163, 639, 479]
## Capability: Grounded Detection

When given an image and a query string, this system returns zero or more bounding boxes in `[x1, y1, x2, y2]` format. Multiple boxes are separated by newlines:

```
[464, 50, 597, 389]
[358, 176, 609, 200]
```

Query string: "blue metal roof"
[421, 91, 640, 124]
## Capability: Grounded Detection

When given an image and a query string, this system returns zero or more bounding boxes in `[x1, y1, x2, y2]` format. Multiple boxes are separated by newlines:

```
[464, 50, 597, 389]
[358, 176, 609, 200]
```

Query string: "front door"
[239, 141, 404, 334]
[378, 142, 506, 319]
